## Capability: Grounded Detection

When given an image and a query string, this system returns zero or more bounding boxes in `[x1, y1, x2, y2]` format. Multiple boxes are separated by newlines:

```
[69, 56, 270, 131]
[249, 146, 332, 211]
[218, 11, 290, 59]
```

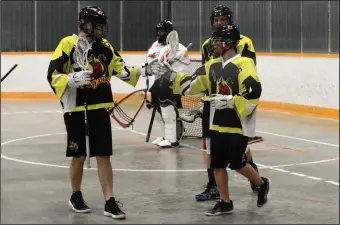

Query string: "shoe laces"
[115, 199, 124, 208]
[108, 198, 124, 208]
[213, 200, 223, 209]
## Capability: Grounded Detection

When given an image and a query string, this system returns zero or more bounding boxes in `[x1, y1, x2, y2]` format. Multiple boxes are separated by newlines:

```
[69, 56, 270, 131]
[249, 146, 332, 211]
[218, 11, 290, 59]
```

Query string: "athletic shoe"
[68, 191, 91, 213]
[104, 197, 126, 220]
[257, 177, 271, 207]
[248, 136, 264, 144]
[195, 182, 220, 201]
[205, 200, 234, 216]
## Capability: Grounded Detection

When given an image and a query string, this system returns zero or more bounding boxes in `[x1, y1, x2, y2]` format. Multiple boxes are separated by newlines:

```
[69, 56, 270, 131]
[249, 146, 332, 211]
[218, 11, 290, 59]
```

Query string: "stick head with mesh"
[159, 31, 179, 63]
[74, 36, 92, 71]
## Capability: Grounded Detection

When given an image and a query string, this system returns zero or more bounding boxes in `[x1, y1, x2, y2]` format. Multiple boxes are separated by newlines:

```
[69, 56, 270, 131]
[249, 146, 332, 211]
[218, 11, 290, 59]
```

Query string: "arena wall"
[1, 52, 339, 120]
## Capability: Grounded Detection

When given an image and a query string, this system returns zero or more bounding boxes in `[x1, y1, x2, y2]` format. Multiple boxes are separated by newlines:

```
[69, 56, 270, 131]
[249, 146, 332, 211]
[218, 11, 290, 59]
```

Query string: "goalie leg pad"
[160, 104, 178, 144]
[152, 106, 165, 145]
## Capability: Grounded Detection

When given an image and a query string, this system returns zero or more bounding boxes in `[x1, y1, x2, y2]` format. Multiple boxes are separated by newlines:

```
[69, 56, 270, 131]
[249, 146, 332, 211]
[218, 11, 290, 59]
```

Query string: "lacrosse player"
[148, 24, 270, 216]
[47, 6, 141, 220]
[195, 5, 263, 201]
[141, 20, 191, 148]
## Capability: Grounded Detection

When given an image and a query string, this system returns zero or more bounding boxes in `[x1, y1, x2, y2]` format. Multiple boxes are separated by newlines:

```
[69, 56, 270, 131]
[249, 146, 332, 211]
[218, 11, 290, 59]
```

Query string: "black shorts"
[210, 132, 248, 170]
[150, 80, 182, 109]
[63, 108, 112, 158]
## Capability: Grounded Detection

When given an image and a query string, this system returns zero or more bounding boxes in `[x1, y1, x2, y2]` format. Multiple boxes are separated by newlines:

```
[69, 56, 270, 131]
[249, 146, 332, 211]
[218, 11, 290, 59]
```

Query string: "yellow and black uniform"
[172, 55, 262, 169]
[47, 34, 140, 157]
[200, 34, 257, 143]
[201, 34, 257, 65]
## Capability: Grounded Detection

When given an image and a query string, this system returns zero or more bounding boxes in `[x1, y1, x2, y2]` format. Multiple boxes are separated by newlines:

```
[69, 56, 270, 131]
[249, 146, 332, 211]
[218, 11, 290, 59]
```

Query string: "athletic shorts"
[210, 131, 248, 170]
[63, 108, 112, 158]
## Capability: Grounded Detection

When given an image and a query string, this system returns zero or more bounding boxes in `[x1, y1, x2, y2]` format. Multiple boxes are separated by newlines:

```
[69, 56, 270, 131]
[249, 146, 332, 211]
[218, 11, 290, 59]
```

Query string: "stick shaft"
[1, 64, 18, 82]
[146, 105, 156, 142]
[84, 88, 91, 168]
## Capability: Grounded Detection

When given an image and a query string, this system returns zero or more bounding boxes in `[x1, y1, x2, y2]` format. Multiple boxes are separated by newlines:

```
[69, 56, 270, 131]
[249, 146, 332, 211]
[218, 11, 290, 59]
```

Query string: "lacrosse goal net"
[178, 58, 204, 139]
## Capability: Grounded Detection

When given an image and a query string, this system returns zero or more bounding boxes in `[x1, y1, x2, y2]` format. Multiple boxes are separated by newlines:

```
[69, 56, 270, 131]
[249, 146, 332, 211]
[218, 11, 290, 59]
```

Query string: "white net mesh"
[74, 36, 92, 71]
[179, 58, 204, 139]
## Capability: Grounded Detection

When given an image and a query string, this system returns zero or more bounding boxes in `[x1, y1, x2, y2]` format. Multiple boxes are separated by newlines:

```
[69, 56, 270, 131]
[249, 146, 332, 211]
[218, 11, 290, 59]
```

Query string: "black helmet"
[156, 20, 174, 44]
[210, 5, 233, 28]
[78, 6, 108, 39]
[211, 24, 241, 50]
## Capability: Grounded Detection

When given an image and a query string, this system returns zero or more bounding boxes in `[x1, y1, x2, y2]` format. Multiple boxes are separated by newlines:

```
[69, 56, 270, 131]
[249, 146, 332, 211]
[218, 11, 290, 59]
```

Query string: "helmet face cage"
[210, 5, 233, 28]
[211, 25, 240, 53]
[79, 6, 108, 39]
[82, 17, 108, 39]
[156, 20, 173, 44]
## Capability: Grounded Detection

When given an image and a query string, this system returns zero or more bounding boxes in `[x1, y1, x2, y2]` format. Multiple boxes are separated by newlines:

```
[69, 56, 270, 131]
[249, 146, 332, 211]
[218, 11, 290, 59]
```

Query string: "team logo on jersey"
[87, 56, 110, 89]
[148, 52, 159, 59]
[217, 77, 232, 95]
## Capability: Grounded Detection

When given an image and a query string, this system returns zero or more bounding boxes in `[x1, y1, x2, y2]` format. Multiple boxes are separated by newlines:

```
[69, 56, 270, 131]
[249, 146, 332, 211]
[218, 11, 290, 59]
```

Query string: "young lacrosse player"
[147, 24, 270, 216]
[196, 5, 263, 201]
[141, 20, 191, 148]
[47, 6, 141, 220]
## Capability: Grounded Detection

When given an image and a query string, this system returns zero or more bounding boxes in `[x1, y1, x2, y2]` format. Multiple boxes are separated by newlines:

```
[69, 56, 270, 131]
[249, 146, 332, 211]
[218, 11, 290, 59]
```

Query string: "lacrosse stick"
[74, 36, 92, 169]
[1, 64, 18, 83]
[108, 87, 148, 129]
[159, 30, 179, 66]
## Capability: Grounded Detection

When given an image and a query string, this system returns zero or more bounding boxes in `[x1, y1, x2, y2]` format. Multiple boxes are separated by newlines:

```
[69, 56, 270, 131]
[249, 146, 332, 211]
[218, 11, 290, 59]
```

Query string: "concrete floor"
[1, 101, 339, 224]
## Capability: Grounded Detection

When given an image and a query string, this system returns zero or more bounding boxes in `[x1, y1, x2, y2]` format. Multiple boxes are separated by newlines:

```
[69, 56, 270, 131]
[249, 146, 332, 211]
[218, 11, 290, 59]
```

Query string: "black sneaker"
[104, 197, 126, 220]
[195, 182, 220, 201]
[205, 200, 234, 216]
[248, 161, 260, 193]
[68, 191, 91, 213]
[257, 177, 271, 207]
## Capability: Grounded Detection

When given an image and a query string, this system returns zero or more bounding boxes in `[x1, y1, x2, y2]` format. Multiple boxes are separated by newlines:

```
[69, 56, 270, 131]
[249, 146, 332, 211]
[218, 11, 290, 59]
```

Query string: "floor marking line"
[273, 168, 290, 173]
[307, 176, 322, 181]
[0, 133, 205, 172]
[325, 181, 339, 186]
[116, 127, 340, 186]
[263, 157, 339, 168]
[256, 130, 339, 148]
[1, 110, 338, 147]
[290, 172, 306, 177]
[1, 110, 339, 185]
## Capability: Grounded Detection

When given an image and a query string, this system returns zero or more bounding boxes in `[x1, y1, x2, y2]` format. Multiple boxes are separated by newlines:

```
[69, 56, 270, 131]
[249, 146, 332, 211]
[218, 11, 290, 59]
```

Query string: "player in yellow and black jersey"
[148, 24, 271, 215]
[194, 5, 263, 201]
[201, 5, 256, 66]
[47, 6, 140, 220]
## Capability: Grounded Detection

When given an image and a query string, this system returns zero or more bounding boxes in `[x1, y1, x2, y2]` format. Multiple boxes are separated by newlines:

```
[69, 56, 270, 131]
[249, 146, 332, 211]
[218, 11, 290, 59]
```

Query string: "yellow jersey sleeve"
[173, 67, 210, 96]
[233, 58, 262, 119]
[47, 36, 75, 98]
[201, 38, 212, 65]
[106, 41, 140, 87]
